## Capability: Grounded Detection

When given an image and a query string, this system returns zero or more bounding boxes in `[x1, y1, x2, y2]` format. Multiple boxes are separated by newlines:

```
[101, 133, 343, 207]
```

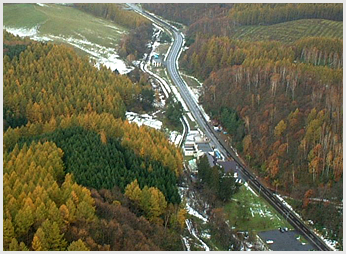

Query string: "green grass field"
[3, 3, 127, 50]
[232, 19, 343, 44]
[224, 185, 292, 232]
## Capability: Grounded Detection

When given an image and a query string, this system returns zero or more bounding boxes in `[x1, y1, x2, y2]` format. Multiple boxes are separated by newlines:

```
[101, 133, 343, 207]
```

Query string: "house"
[151, 54, 162, 67]
[196, 143, 213, 153]
[184, 142, 195, 156]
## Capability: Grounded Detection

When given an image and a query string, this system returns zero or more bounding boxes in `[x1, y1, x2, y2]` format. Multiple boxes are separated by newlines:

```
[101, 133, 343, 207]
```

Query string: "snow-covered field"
[4, 26, 53, 42]
[4, 3, 133, 75]
[4, 25, 133, 74]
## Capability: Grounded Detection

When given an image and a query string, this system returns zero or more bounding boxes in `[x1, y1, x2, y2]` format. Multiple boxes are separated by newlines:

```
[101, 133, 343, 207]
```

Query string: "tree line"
[142, 3, 234, 26]
[73, 3, 150, 29]
[229, 3, 342, 26]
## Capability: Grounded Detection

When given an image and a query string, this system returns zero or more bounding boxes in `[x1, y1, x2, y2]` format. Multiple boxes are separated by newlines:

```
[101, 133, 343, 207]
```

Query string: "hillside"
[143, 3, 342, 40]
[3, 3, 343, 251]
[3, 32, 185, 251]
[145, 3, 343, 249]
[231, 19, 342, 44]
[3, 3, 145, 74]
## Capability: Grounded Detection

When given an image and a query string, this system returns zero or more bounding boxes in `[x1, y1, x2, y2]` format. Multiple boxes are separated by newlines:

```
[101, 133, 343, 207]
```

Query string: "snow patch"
[312, 229, 338, 251]
[185, 219, 210, 251]
[126, 111, 162, 130]
[4, 26, 53, 42]
[182, 237, 191, 251]
[5, 24, 132, 74]
[244, 182, 259, 197]
[36, 3, 49, 7]
[201, 232, 211, 239]
[4, 26, 39, 38]
[49, 35, 133, 74]
[186, 203, 208, 223]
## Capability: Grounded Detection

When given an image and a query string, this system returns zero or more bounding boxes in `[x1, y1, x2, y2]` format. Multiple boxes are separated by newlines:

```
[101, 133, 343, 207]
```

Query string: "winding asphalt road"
[127, 4, 332, 251]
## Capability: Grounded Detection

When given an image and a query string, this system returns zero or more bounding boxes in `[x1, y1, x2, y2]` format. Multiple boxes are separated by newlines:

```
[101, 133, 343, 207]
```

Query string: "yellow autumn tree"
[125, 179, 142, 203]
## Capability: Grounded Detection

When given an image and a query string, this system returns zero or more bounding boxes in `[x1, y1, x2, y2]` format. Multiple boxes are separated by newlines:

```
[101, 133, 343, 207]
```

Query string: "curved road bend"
[127, 4, 332, 251]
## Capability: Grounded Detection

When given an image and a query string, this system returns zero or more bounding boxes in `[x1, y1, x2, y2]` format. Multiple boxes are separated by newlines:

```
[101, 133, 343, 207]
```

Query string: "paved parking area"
[258, 229, 315, 251]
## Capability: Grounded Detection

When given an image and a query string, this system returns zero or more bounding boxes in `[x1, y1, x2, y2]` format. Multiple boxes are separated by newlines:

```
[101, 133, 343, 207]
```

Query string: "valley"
[3, 3, 342, 251]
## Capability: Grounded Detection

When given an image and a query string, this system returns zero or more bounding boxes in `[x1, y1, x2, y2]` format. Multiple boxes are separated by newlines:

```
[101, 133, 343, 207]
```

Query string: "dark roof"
[197, 143, 213, 152]
[185, 147, 194, 151]
[185, 143, 195, 148]
[218, 160, 238, 173]
[206, 153, 217, 168]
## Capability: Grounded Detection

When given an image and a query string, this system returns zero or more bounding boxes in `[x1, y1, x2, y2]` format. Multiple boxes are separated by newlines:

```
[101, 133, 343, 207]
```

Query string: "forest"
[145, 3, 343, 247]
[3, 31, 185, 250]
[144, 3, 342, 40]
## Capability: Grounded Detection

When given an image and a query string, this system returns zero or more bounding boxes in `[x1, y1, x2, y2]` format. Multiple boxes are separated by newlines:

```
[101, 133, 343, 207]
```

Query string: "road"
[127, 4, 332, 251]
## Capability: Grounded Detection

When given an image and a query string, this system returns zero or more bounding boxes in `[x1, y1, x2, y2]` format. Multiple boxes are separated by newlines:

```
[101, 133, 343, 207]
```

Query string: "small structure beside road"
[151, 54, 162, 67]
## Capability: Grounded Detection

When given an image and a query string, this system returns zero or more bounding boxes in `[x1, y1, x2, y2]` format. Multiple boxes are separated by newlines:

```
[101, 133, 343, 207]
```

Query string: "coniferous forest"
[3, 30, 185, 251]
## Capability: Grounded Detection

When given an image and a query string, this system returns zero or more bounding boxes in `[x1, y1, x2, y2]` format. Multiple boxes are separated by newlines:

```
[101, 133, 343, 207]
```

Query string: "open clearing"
[232, 19, 343, 44]
[224, 185, 292, 232]
[4, 3, 133, 74]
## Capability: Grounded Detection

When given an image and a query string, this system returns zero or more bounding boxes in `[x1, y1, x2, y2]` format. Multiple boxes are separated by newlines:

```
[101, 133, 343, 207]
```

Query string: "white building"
[184, 143, 195, 156]
[152, 55, 162, 67]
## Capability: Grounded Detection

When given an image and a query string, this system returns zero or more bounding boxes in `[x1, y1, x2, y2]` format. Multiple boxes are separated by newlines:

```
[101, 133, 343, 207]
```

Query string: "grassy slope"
[232, 19, 343, 44]
[3, 3, 127, 49]
[224, 185, 292, 232]
[3, 4, 48, 27]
